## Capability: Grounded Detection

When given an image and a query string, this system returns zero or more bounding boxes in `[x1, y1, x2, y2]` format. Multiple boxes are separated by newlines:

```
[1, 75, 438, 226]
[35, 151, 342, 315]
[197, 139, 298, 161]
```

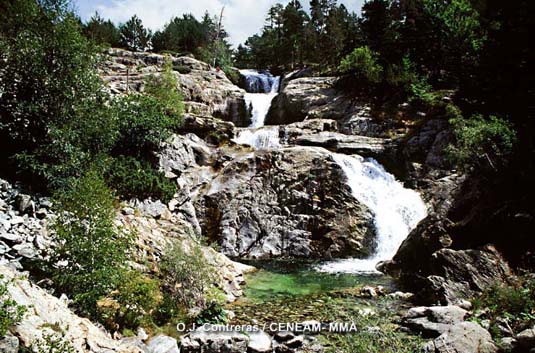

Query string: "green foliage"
[0, 0, 108, 189]
[338, 46, 383, 84]
[119, 15, 152, 52]
[194, 301, 227, 325]
[30, 332, 76, 353]
[101, 271, 162, 329]
[145, 60, 184, 119]
[472, 275, 535, 335]
[106, 156, 176, 203]
[447, 114, 517, 171]
[112, 94, 179, 158]
[49, 169, 132, 322]
[83, 12, 120, 47]
[159, 241, 216, 310]
[0, 275, 26, 337]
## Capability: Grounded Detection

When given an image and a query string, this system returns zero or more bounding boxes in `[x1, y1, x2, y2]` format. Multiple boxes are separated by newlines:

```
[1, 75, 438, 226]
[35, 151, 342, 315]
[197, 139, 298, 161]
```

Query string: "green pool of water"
[239, 260, 394, 302]
[229, 260, 399, 325]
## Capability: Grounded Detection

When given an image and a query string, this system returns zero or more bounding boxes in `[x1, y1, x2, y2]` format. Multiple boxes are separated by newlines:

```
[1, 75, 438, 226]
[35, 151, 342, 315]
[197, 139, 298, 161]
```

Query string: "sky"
[72, 0, 365, 47]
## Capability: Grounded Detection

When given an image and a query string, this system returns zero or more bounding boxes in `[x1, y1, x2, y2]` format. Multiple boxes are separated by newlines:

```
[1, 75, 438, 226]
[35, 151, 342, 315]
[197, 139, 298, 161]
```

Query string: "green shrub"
[173, 65, 192, 74]
[112, 94, 180, 158]
[473, 275, 535, 335]
[338, 46, 383, 84]
[98, 271, 162, 329]
[145, 59, 184, 118]
[0, 275, 26, 337]
[447, 114, 517, 171]
[49, 169, 133, 323]
[30, 332, 76, 353]
[106, 156, 176, 203]
[159, 241, 216, 310]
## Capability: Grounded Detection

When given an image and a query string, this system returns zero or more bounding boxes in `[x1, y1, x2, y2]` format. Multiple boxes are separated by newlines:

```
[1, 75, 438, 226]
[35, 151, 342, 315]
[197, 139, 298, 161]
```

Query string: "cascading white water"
[233, 127, 281, 150]
[232, 70, 281, 148]
[316, 154, 428, 274]
[233, 69, 426, 274]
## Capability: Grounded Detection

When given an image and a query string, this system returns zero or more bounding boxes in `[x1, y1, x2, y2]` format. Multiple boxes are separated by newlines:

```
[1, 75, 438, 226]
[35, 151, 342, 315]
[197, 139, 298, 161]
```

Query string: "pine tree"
[119, 15, 151, 52]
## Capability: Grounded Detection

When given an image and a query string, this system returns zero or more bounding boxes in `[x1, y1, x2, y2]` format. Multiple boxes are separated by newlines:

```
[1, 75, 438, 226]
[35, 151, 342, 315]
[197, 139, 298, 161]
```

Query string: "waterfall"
[233, 70, 281, 148]
[316, 154, 428, 274]
[233, 68, 426, 274]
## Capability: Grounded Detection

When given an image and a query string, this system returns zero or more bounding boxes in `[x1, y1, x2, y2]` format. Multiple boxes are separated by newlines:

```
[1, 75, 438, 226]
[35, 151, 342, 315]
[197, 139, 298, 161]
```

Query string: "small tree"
[145, 59, 184, 118]
[49, 169, 132, 319]
[119, 15, 151, 52]
[160, 241, 215, 310]
[338, 46, 384, 84]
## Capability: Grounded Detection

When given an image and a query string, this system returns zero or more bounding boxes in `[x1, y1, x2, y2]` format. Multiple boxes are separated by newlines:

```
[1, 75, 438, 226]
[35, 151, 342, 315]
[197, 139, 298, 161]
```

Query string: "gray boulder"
[146, 335, 180, 353]
[427, 322, 497, 353]
[402, 305, 467, 337]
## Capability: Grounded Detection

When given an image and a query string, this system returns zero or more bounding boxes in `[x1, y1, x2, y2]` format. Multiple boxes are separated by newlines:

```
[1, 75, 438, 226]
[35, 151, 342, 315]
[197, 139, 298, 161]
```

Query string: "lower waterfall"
[316, 154, 427, 273]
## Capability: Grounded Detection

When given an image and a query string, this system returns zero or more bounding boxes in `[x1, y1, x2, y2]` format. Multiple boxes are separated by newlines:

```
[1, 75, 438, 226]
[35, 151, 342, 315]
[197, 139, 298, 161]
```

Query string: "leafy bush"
[145, 59, 184, 118]
[159, 241, 216, 310]
[173, 65, 192, 74]
[106, 156, 176, 203]
[472, 275, 535, 335]
[98, 271, 161, 329]
[30, 332, 76, 353]
[0, 275, 26, 337]
[112, 94, 180, 158]
[447, 114, 517, 171]
[0, 0, 109, 189]
[338, 46, 383, 84]
[49, 169, 133, 322]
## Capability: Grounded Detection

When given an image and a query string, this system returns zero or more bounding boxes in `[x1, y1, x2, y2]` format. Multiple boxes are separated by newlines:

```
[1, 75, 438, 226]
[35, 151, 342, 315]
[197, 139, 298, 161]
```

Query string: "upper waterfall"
[317, 154, 428, 274]
[233, 70, 281, 148]
[240, 69, 280, 93]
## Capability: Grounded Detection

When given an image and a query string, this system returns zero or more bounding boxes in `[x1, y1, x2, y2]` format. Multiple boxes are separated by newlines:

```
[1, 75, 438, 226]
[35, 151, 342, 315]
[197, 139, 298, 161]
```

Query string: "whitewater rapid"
[316, 154, 427, 274]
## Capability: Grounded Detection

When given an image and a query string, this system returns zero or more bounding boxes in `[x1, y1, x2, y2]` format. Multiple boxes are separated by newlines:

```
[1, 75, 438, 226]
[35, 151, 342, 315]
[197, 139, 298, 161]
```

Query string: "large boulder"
[402, 305, 468, 337]
[266, 77, 397, 137]
[424, 322, 497, 353]
[197, 146, 375, 259]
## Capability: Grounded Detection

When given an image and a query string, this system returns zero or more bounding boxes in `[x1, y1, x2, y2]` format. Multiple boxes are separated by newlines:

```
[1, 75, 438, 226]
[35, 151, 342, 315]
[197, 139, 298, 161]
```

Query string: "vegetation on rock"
[0, 275, 26, 337]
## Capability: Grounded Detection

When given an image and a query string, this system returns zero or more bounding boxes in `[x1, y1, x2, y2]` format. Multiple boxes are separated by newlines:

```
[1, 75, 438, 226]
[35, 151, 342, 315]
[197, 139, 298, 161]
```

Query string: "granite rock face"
[99, 48, 249, 126]
[197, 146, 375, 259]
